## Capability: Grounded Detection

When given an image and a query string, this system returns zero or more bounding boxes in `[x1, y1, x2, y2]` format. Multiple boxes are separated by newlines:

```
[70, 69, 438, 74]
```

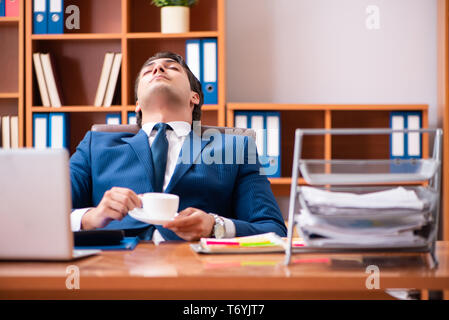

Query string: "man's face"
[136, 58, 197, 110]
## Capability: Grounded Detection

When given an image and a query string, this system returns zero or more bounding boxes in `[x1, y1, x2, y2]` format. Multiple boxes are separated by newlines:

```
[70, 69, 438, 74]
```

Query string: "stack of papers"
[301, 186, 425, 210]
[297, 186, 435, 249]
[191, 233, 305, 254]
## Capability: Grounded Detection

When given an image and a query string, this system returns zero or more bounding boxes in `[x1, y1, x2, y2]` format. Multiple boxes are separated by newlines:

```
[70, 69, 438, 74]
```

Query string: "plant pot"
[161, 6, 190, 34]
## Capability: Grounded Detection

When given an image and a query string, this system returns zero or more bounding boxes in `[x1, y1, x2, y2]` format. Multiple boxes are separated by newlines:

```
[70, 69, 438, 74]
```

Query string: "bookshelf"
[227, 103, 429, 196]
[25, 0, 226, 154]
[0, 0, 24, 147]
[438, 0, 449, 244]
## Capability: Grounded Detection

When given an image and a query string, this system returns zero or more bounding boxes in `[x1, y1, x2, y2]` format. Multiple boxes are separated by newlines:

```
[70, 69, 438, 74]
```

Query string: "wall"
[226, 0, 438, 218]
[227, 0, 437, 122]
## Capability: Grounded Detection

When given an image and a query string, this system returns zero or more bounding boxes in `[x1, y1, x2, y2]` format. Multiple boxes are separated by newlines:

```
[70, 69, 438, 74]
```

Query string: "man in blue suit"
[70, 51, 286, 242]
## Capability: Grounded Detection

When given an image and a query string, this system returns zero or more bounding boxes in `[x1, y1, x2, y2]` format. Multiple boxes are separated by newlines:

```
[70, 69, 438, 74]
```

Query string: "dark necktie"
[151, 123, 170, 192]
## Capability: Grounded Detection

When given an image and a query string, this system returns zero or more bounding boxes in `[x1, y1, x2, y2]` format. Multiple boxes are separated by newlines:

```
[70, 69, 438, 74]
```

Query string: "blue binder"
[390, 111, 422, 173]
[201, 38, 218, 105]
[127, 112, 137, 125]
[33, 0, 47, 34]
[0, 0, 5, 17]
[106, 113, 122, 125]
[234, 111, 281, 177]
[404, 111, 422, 159]
[390, 111, 406, 160]
[185, 39, 202, 82]
[33, 113, 49, 148]
[390, 111, 422, 159]
[48, 112, 69, 149]
[47, 0, 64, 34]
[263, 111, 281, 177]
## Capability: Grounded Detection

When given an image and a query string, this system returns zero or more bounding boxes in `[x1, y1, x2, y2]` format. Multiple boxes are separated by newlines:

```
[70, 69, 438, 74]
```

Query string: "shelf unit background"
[437, 0, 449, 302]
[0, 0, 24, 146]
[25, 0, 226, 155]
[227, 103, 429, 196]
[438, 0, 449, 246]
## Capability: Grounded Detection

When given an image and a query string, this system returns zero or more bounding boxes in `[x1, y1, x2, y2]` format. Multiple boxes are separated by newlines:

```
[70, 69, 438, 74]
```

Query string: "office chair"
[91, 123, 256, 141]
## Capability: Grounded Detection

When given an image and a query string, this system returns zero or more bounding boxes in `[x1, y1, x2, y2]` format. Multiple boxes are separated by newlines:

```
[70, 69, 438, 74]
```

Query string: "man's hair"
[134, 51, 204, 127]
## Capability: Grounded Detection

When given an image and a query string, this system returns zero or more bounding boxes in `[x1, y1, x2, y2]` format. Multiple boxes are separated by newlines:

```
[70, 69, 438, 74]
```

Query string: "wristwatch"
[211, 214, 225, 239]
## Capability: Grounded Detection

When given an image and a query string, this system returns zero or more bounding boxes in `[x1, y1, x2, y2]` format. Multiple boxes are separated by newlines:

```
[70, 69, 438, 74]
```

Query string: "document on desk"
[191, 233, 305, 254]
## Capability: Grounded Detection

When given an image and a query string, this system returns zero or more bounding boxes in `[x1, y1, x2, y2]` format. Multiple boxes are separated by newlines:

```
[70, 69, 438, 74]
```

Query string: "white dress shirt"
[71, 121, 235, 242]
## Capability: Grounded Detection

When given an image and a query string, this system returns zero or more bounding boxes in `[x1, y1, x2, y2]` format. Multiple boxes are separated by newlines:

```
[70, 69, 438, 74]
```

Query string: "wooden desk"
[1, 242, 449, 300]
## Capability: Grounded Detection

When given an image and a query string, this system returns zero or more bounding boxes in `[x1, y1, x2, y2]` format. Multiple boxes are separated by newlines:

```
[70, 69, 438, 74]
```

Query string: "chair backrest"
[91, 124, 256, 141]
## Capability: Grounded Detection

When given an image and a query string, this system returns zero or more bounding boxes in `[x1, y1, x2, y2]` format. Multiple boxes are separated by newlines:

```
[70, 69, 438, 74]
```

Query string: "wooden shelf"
[267, 177, 426, 197]
[0, 93, 19, 99]
[126, 32, 219, 39]
[228, 103, 429, 111]
[438, 0, 449, 241]
[269, 177, 306, 185]
[124, 104, 220, 112]
[227, 103, 430, 196]
[0, 17, 20, 24]
[201, 104, 221, 111]
[31, 33, 123, 40]
[32, 106, 125, 112]
[268, 178, 305, 196]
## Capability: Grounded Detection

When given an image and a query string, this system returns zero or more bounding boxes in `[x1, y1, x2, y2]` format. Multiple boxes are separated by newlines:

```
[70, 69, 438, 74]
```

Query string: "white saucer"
[128, 208, 176, 225]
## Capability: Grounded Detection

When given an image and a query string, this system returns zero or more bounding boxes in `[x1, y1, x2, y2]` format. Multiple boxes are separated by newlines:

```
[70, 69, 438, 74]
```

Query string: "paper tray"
[299, 159, 439, 185]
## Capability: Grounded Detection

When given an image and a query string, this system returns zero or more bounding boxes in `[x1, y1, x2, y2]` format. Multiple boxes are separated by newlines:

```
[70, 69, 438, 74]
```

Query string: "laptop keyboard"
[73, 249, 100, 258]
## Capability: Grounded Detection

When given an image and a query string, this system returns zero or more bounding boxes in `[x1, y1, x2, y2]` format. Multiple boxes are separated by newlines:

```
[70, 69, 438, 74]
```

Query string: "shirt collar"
[141, 121, 191, 138]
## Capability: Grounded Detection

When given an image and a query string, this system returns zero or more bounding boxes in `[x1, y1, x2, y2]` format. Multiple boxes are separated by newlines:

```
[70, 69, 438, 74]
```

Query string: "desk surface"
[1, 242, 449, 299]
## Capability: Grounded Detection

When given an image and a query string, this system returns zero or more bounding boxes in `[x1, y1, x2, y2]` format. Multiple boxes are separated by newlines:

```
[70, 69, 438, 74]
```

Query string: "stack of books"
[33, 51, 122, 108]
[94, 52, 122, 107]
[0, 115, 19, 148]
[33, 52, 63, 107]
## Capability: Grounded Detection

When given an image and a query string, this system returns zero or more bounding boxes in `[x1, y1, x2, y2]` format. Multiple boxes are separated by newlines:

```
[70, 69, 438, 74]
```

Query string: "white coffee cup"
[139, 192, 179, 220]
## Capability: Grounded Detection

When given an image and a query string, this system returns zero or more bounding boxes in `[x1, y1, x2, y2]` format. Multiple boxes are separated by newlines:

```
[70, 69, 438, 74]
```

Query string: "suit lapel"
[122, 129, 155, 192]
[165, 130, 211, 194]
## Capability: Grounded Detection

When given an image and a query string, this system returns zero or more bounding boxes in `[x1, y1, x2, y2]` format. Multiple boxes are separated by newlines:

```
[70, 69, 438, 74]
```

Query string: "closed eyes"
[142, 63, 180, 76]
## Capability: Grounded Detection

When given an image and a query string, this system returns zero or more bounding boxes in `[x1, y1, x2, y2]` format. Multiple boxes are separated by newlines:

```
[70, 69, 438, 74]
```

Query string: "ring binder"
[33, 0, 47, 34]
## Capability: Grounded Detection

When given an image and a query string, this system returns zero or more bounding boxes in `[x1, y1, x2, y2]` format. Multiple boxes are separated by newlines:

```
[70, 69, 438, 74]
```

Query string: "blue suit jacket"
[70, 128, 287, 240]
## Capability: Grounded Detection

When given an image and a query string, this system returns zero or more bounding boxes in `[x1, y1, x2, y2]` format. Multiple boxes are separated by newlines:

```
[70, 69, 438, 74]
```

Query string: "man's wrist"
[210, 213, 225, 239]
[80, 208, 95, 230]
[71, 207, 93, 231]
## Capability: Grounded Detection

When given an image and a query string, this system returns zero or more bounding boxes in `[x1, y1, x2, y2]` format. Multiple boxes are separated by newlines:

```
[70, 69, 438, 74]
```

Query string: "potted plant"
[151, 0, 198, 34]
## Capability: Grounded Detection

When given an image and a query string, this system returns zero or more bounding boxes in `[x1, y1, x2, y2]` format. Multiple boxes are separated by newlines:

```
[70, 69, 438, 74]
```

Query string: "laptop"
[0, 148, 99, 261]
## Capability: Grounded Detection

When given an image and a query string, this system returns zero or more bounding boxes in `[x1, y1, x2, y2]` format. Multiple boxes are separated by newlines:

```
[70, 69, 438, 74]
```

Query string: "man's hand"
[81, 187, 142, 230]
[163, 207, 215, 241]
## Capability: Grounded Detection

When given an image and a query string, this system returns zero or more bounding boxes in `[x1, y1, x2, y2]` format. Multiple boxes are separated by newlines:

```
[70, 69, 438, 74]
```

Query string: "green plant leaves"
[151, 0, 198, 7]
